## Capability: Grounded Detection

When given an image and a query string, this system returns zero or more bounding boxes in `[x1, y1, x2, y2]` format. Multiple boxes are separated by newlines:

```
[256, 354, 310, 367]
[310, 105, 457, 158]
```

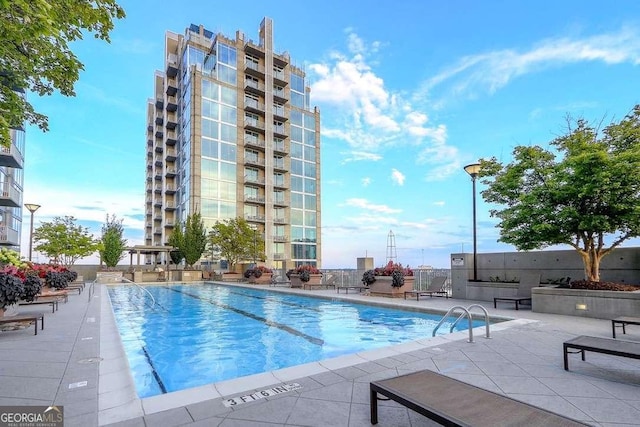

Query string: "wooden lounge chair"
[0, 313, 45, 335]
[404, 276, 448, 300]
[493, 273, 541, 310]
[19, 299, 58, 313]
[370, 369, 589, 426]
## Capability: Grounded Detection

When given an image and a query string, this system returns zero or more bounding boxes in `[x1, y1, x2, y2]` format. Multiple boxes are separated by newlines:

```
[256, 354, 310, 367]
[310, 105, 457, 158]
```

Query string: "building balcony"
[273, 141, 288, 155]
[147, 139, 153, 147]
[244, 176, 265, 185]
[244, 118, 265, 132]
[165, 185, 176, 194]
[154, 172, 162, 181]
[154, 185, 162, 193]
[147, 162, 153, 170]
[0, 226, 19, 246]
[244, 80, 265, 96]
[164, 203, 176, 211]
[155, 130, 164, 139]
[166, 114, 177, 130]
[273, 252, 286, 260]
[154, 213, 162, 221]
[144, 233, 152, 241]
[166, 131, 177, 145]
[155, 146, 163, 153]
[273, 197, 288, 207]
[244, 40, 265, 58]
[145, 221, 152, 228]
[166, 83, 177, 97]
[273, 52, 289, 67]
[245, 215, 265, 223]
[273, 105, 287, 121]
[146, 197, 152, 204]
[273, 160, 287, 171]
[0, 186, 22, 208]
[166, 62, 178, 78]
[273, 70, 288, 86]
[273, 180, 288, 189]
[147, 124, 153, 132]
[155, 98, 163, 109]
[166, 96, 178, 112]
[164, 221, 174, 228]
[273, 89, 288, 104]
[273, 217, 287, 224]
[245, 61, 265, 77]
[154, 199, 162, 207]
[155, 117, 163, 126]
[244, 157, 265, 168]
[273, 235, 288, 242]
[165, 168, 176, 178]
[244, 137, 265, 150]
[146, 186, 152, 194]
[165, 149, 176, 162]
[244, 98, 265, 115]
[155, 158, 163, 167]
[153, 229, 162, 235]
[244, 195, 265, 204]
[273, 125, 287, 138]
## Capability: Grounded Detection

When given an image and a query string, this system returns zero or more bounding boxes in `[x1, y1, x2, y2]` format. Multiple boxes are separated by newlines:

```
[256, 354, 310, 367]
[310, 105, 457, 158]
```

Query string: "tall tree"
[181, 212, 207, 268]
[33, 216, 98, 267]
[480, 105, 640, 281]
[0, 0, 126, 147]
[99, 214, 127, 269]
[167, 224, 185, 266]
[209, 217, 264, 271]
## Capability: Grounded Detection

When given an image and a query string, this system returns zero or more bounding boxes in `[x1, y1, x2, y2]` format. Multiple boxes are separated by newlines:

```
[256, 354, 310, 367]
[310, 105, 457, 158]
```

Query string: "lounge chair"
[0, 312, 45, 335]
[493, 273, 541, 310]
[370, 369, 589, 426]
[404, 276, 448, 300]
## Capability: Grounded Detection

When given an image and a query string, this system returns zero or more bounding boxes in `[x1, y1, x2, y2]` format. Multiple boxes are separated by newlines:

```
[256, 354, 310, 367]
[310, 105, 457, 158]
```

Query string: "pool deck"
[0, 282, 639, 426]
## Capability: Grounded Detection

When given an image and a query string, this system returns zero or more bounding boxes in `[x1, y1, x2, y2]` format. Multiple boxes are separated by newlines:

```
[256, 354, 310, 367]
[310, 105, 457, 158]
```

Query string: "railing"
[121, 278, 156, 309]
[432, 304, 491, 343]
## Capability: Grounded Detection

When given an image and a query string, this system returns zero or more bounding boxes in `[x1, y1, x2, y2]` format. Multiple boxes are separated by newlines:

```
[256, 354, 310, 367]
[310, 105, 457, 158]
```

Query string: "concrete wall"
[532, 287, 640, 319]
[451, 247, 640, 287]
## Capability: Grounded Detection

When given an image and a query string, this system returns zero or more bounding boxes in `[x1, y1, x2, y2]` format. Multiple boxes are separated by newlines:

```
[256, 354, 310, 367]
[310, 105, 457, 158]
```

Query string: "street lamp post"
[24, 203, 41, 262]
[464, 163, 481, 281]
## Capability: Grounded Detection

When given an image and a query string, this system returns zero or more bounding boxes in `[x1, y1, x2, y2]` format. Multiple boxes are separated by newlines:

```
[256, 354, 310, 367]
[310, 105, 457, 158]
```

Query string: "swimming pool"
[108, 283, 485, 398]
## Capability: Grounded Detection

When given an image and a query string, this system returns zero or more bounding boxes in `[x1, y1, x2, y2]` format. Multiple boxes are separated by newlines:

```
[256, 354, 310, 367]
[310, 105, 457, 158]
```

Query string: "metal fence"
[270, 268, 452, 295]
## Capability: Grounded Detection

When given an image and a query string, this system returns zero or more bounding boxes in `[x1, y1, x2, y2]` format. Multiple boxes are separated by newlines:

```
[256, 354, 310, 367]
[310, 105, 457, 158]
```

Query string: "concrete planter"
[249, 273, 273, 285]
[532, 287, 640, 319]
[221, 273, 243, 282]
[289, 274, 322, 288]
[465, 281, 522, 302]
[369, 276, 414, 298]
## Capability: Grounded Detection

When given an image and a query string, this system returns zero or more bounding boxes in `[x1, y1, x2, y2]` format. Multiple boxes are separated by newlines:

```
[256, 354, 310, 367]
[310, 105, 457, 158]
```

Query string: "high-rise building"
[145, 17, 321, 271]
[0, 106, 25, 253]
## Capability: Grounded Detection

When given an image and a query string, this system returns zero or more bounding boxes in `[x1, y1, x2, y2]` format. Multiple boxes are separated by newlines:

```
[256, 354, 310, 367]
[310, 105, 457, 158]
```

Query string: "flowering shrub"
[244, 266, 273, 279]
[373, 261, 413, 277]
[361, 270, 376, 286]
[286, 265, 321, 282]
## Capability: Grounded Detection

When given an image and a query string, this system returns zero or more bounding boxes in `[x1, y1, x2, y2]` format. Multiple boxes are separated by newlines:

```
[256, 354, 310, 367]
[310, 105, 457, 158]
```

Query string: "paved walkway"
[1, 282, 639, 426]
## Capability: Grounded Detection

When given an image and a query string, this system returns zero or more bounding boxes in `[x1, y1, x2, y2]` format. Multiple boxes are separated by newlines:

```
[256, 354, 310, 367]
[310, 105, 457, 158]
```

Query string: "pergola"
[126, 245, 175, 270]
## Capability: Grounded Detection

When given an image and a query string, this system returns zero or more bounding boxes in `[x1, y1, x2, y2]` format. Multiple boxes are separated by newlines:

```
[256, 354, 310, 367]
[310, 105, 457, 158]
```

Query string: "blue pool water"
[108, 284, 485, 398]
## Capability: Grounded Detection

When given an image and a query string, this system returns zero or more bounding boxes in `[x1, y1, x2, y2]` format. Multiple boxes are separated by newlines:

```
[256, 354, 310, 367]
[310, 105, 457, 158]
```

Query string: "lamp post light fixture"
[24, 203, 41, 262]
[463, 163, 481, 282]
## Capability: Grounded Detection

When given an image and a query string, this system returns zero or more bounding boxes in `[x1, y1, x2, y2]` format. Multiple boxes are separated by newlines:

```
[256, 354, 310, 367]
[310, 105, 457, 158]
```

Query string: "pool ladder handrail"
[432, 304, 491, 343]
[121, 278, 157, 308]
[87, 279, 97, 302]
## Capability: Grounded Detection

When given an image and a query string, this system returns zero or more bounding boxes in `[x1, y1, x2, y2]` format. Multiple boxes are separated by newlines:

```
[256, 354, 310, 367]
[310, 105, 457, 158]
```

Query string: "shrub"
[21, 273, 43, 302]
[391, 270, 405, 288]
[299, 270, 311, 282]
[45, 271, 69, 290]
[361, 270, 376, 286]
[0, 272, 24, 309]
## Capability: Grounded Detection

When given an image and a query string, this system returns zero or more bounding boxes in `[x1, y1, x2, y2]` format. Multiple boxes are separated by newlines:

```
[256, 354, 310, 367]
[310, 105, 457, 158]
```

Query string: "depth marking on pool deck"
[164, 287, 325, 346]
[223, 383, 302, 407]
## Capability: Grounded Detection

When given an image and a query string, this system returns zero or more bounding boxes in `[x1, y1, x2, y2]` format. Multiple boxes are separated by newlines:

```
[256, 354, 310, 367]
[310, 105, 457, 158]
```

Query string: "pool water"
[108, 284, 484, 398]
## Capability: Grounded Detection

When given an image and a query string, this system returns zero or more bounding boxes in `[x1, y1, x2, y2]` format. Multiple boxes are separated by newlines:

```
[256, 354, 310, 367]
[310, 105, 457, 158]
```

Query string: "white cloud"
[343, 198, 402, 214]
[361, 177, 371, 187]
[433, 201, 445, 206]
[391, 169, 405, 186]
[422, 27, 640, 99]
[341, 151, 383, 163]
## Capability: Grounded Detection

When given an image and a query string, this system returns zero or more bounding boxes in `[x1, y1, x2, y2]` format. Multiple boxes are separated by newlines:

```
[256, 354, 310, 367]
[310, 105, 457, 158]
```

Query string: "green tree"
[209, 217, 264, 271]
[480, 105, 640, 282]
[172, 212, 207, 269]
[167, 224, 185, 266]
[99, 214, 127, 268]
[33, 216, 99, 267]
[0, 0, 126, 147]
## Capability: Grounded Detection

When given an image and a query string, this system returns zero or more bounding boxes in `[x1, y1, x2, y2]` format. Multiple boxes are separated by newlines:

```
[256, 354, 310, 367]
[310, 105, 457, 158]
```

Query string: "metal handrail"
[87, 279, 97, 302]
[432, 305, 474, 343]
[449, 304, 491, 339]
[121, 278, 156, 308]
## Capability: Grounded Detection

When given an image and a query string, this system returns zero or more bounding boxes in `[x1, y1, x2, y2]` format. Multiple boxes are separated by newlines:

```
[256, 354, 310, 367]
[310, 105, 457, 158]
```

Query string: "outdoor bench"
[336, 285, 368, 294]
[0, 313, 45, 335]
[303, 283, 335, 290]
[611, 316, 640, 338]
[563, 335, 640, 370]
[371, 369, 589, 426]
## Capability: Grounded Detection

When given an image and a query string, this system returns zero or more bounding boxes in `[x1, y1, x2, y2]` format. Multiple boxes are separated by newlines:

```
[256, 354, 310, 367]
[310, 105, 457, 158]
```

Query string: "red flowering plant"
[373, 261, 414, 288]
[286, 265, 322, 282]
[244, 265, 273, 279]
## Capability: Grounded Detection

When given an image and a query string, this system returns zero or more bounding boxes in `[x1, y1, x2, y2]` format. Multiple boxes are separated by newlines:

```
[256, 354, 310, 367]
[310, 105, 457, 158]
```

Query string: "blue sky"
[21, 0, 640, 268]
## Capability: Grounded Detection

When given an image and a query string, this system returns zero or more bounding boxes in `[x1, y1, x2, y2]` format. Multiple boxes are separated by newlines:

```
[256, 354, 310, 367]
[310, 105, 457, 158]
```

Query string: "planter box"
[96, 271, 123, 284]
[249, 273, 273, 285]
[221, 273, 243, 282]
[289, 273, 322, 288]
[369, 276, 415, 298]
[532, 287, 640, 319]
